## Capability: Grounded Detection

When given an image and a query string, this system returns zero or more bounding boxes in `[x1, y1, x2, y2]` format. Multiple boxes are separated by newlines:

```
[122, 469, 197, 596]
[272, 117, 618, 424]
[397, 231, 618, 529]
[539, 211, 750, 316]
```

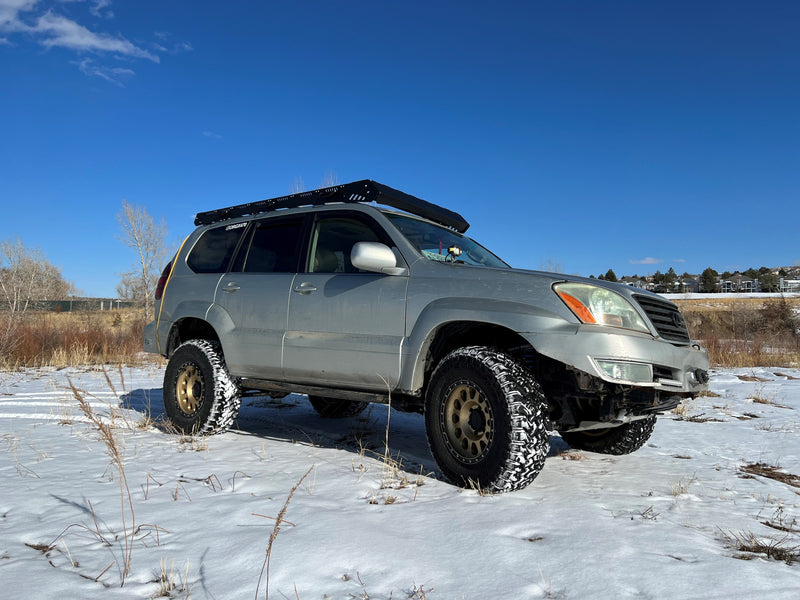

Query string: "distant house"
[678, 277, 700, 293]
[621, 276, 648, 289]
[779, 278, 800, 293]
[720, 275, 759, 293]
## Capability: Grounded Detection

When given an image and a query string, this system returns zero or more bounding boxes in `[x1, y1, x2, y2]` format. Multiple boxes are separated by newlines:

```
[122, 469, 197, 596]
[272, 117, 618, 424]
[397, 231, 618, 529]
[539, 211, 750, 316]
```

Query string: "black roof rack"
[193, 179, 470, 232]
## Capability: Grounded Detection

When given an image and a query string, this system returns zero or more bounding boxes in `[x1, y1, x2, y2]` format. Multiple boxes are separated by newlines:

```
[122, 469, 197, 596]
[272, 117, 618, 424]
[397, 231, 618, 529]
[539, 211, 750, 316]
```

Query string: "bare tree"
[289, 172, 339, 194]
[319, 170, 339, 188]
[0, 238, 76, 353]
[538, 258, 564, 273]
[116, 200, 169, 320]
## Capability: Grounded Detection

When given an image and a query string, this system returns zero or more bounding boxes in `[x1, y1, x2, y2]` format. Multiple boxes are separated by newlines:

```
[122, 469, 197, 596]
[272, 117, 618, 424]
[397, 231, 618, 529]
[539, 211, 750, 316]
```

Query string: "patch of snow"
[1, 365, 799, 598]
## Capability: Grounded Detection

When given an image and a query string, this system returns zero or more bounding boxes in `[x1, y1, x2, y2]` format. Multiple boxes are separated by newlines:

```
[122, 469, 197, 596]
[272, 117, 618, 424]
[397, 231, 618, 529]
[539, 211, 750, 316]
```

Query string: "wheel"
[163, 339, 241, 435]
[424, 346, 550, 493]
[308, 395, 368, 418]
[559, 415, 656, 455]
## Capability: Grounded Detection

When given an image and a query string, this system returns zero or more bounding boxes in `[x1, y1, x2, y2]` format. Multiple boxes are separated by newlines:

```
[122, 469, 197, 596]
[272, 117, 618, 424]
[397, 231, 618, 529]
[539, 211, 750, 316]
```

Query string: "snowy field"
[1, 365, 799, 599]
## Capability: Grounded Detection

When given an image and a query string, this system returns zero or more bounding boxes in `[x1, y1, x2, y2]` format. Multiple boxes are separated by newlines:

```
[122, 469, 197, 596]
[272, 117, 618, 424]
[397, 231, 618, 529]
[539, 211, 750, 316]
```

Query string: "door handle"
[222, 282, 241, 293]
[293, 282, 317, 294]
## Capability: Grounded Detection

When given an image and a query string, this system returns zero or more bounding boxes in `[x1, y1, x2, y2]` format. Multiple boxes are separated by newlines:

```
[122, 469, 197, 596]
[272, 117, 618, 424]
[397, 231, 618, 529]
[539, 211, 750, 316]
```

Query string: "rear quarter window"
[186, 224, 245, 273]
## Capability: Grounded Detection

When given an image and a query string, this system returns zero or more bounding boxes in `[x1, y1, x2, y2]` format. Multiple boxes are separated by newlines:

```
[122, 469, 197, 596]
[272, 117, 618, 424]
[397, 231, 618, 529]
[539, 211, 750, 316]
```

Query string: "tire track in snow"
[0, 394, 121, 425]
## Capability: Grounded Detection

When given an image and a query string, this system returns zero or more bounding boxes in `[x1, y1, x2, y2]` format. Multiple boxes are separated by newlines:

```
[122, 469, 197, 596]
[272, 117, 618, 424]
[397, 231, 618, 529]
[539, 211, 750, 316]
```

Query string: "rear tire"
[163, 339, 241, 435]
[424, 346, 550, 493]
[559, 415, 656, 455]
[308, 395, 369, 418]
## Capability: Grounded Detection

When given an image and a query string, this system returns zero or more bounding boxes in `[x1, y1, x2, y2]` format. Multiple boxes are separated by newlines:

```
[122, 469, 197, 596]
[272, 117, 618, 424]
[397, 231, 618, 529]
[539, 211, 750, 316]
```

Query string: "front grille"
[633, 295, 691, 344]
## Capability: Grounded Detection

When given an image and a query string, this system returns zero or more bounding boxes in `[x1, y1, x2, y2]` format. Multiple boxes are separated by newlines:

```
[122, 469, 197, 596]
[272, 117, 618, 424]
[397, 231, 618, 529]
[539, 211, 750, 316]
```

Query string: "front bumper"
[524, 325, 710, 394]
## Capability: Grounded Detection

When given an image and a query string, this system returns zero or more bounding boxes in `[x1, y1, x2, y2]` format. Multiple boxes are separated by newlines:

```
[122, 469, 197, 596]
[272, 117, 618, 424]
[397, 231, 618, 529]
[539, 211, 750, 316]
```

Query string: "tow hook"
[689, 369, 709, 385]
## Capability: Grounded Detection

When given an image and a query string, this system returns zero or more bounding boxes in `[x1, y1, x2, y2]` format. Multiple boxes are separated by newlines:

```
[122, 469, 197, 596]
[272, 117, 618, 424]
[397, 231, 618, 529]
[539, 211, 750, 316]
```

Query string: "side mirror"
[351, 242, 407, 276]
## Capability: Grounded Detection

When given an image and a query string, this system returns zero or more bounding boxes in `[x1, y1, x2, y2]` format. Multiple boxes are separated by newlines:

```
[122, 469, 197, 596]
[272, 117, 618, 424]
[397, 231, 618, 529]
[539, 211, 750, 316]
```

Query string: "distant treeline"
[0, 299, 141, 312]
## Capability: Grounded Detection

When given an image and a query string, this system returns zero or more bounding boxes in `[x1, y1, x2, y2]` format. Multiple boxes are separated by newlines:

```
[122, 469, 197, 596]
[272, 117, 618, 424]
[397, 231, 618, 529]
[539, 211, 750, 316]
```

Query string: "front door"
[283, 213, 408, 390]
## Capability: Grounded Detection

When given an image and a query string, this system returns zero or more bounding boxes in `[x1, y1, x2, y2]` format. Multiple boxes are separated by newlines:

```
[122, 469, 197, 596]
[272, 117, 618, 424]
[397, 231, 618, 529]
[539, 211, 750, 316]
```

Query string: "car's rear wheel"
[425, 346, 550, 492]
[559, 415, 656, 455]
[163, 339, 241, 435]
[308, 395, 369, 418]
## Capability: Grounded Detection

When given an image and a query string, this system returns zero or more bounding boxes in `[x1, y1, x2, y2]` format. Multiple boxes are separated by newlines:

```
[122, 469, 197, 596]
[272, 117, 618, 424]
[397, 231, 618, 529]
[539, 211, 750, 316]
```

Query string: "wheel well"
[424, 322, 537, 383]
[167, 318, 219, 356]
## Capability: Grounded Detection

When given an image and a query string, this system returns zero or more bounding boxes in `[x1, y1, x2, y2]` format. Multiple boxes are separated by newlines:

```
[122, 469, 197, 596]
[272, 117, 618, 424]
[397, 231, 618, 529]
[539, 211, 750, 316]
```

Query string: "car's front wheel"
[425, 346, 550, 493]
[559, 415, 656, 455]
[163, 339, 241, 435]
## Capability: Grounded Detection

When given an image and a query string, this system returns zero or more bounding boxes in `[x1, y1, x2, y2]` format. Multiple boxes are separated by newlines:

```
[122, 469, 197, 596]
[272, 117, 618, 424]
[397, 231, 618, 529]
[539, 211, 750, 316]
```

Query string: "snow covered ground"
[1, 365, 799, 599]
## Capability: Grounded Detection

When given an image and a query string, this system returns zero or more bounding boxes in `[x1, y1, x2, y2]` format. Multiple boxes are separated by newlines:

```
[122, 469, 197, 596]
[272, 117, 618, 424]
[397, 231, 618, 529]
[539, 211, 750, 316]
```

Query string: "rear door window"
[186, 223, 246, 273]
[236, 217, 305, 273]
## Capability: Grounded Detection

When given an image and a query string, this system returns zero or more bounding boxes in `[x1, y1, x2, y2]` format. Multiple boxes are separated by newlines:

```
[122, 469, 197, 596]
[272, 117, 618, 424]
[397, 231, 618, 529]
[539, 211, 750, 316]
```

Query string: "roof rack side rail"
[193, 179, 470, 232]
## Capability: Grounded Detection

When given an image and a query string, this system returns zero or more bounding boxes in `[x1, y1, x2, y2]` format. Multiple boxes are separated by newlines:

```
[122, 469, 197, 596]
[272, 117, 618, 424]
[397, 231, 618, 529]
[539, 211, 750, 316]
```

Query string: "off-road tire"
[559, 415, 657, 455]
[425, 346, 550, 493]
[163, 339, 241, 435]
[308, 395, 369, 418]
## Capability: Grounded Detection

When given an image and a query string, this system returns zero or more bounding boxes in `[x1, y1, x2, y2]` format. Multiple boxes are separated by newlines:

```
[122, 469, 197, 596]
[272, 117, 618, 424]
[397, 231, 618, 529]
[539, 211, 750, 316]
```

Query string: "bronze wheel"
[175, 363, 204, 415]
[442, 383, 494, 463]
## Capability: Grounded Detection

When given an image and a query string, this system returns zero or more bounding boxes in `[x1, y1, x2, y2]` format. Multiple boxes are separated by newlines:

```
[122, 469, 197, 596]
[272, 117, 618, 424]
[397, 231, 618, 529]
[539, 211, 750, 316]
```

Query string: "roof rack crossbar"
[193, 179, 470, 232]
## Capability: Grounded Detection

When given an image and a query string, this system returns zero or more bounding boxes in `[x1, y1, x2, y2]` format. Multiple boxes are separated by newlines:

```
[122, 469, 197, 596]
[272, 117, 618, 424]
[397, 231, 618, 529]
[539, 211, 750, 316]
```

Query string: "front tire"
[425, 346, 550, 493]
[163, 339, 241, 435]
[559, 415, 656, 455]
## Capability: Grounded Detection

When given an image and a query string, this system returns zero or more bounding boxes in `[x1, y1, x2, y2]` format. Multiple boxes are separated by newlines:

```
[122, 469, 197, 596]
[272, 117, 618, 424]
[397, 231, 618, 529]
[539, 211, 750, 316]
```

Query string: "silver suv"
[144, 180, 709, 492]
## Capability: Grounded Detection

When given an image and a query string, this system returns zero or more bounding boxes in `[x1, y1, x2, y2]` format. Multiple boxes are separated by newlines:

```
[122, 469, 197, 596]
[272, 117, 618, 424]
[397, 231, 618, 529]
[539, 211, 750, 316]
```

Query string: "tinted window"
[241, 219, 304, 273]
[186, 224, 245, 273]
[309, 216, 385, 273]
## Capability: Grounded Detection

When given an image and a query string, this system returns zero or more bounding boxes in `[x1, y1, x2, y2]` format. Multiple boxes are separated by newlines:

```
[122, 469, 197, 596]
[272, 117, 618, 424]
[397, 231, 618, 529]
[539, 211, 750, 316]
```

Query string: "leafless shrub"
[760, 506, 800, 534]
[721, 529, 800, 565]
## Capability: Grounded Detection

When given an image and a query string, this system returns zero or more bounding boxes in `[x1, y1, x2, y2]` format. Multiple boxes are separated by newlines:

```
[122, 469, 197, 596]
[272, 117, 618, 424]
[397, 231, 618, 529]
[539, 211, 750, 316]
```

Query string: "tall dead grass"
[0, 309, 149, 368]
[676, 297, 800, 367]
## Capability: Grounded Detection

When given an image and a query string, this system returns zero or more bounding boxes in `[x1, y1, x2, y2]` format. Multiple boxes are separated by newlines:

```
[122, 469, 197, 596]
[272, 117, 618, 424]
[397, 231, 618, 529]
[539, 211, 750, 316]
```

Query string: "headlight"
[554, 282, 651, 334]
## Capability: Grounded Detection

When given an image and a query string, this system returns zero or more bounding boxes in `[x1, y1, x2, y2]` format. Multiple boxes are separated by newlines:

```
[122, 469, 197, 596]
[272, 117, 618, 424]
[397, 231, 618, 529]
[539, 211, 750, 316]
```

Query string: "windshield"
[385, 213, 509, 268]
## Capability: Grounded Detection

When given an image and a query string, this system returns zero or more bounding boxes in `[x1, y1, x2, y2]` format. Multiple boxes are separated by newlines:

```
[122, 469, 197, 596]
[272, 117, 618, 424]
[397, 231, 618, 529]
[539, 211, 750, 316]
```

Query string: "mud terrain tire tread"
[163, 339, 241, 435]
[425, 346, 550, 493]
[560, 415, 657, 455]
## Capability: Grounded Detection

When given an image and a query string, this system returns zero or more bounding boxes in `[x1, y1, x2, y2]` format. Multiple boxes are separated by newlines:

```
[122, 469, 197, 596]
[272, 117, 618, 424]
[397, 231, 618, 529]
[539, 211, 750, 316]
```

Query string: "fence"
[0, 299, 143, 312]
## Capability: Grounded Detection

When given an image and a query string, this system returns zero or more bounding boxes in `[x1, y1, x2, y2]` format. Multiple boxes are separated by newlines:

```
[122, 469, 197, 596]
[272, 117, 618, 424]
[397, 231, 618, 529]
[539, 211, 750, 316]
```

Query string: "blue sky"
[1, 1, 798, 297]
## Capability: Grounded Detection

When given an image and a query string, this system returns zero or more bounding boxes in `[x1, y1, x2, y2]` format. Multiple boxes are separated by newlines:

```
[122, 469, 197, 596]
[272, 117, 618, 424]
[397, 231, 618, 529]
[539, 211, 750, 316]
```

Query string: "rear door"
[283, 212, 408, 390]
[215, 216, 306, 379]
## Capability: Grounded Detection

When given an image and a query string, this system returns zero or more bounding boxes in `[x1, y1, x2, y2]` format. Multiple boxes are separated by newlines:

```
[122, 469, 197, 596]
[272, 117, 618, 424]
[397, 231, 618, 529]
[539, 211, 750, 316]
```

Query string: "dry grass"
[674, 297, 800, 367]
[153, 558, 191, 598]
[255, 466, 314, 600]
[721, 529, 800, 565]
[68, 378, 136, 585]
[739, 462, 800, 489]
[0, 309, 153, 369]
